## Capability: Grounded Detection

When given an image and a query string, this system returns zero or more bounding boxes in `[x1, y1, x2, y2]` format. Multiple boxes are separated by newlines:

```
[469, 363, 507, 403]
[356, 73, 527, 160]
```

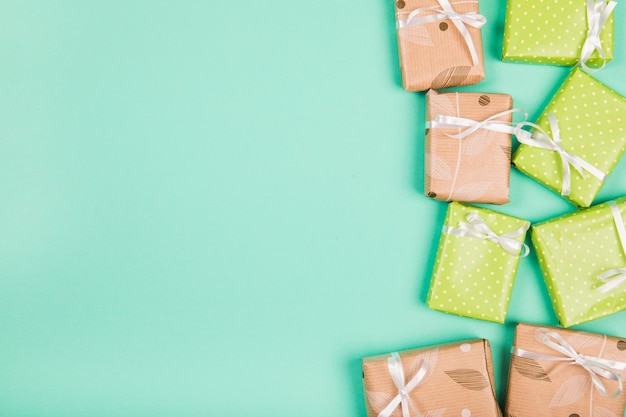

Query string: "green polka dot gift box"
[505, 323, 626, 417]
[512, 67, 626, 208]
[426, 202, 530, 323]
[362, 339, 500, 417]
[532, 197, 626, 327]
[502, 0, 615, 69]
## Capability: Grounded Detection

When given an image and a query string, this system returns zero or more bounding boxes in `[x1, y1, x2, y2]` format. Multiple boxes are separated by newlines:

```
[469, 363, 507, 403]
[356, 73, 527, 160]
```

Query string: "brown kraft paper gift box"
[394, 0, 486, 92]
[425, 90, 513, 204]
[505, 323, 626, 417]
[362, 339, 502, 417]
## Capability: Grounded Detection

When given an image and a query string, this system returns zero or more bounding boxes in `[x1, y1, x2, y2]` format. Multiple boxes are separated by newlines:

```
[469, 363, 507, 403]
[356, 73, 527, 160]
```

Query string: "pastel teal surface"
[0, 2, 624, 417]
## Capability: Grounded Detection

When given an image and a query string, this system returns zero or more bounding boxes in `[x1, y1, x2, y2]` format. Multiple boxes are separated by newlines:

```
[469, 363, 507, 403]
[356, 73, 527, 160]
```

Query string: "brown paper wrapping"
[362, 339, 502, 417]
[395, 0, 485, 92]
[505, 323, 626, 417]
[425, 90, 512, 204]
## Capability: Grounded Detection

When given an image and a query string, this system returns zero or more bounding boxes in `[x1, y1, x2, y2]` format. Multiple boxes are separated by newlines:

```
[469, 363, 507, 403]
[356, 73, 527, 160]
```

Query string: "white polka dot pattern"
[502, 0, 614, 67]
[427, 202, 530, 323]
[531, 197, 626, 327]
[512, 67, 626, 207]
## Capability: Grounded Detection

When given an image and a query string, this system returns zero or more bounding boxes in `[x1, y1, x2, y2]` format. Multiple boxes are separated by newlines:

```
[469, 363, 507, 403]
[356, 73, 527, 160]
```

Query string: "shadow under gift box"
[425, 90, 513, 204]
[502, 0, 614, 68]
[531, 197, 626, 327]
[394, 0, 485, 92]
[505, 323, 626, 417]
[362, 339, 501, 417]
[426, 202, 530, 324]
[512, 67, 626, 208]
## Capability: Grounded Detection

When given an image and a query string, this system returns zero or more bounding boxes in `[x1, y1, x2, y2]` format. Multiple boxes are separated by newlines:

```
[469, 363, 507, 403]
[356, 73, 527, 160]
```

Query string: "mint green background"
[0, 2, 625, 416]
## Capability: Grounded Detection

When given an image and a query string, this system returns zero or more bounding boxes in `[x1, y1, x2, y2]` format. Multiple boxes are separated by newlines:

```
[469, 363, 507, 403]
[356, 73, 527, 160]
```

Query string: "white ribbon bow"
[378, 352, 428, 417]
[443, 212, 530, 257]
[515, 113, 606, 197]
[598, 202, 626, 293]
[579, 0, 617, 72]
[427, 108, 528, 139]
[397, 0, 486, 66]
[513, 331, 626, 398]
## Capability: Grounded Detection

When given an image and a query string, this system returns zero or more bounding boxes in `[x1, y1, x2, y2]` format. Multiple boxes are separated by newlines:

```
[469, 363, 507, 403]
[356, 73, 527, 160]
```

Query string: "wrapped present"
[505, 323, 626, 417]
[425, 90, 524, 204]
[532, 197, 626, 327]
[362, 339, 501, 417]
[394, 0, 486, 91]
[502, 0, 616, 70]
[426, 202, 530, 323]
[512, 67, 626, 207]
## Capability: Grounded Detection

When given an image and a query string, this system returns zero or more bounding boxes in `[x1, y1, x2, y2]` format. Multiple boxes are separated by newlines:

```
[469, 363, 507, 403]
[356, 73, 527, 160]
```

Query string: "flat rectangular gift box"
[512, 67, 626, 207]
[362, 339, 501, 417]
[505, 323, 626, 417]
[425, 90, 513, 204]
[426, 202, 530, 323]
[395, 0, 485, 91]
[502, 0, 615, 68]
[532, 197, 626, 327]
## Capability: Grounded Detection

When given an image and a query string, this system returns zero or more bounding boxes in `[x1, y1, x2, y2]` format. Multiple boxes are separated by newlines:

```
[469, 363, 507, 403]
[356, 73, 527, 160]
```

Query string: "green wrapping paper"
[502, 0, 615, 68]
[512, 68, 626, 207]
[426, 202, 530, 323]
[532, 197, 626, 327]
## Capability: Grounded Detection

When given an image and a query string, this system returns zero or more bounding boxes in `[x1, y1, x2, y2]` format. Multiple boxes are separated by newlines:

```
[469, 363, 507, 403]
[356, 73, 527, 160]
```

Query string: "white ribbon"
[512, 331, 626, 398]
[397, 0, 486, 66]
[598, 202, 626, 293]
[443, 212, 530, 257]
[427, 108, 528, 139]
[514, 113, 606, 197]
[579, 0, 617, 72]
[378, 352, 428, 417]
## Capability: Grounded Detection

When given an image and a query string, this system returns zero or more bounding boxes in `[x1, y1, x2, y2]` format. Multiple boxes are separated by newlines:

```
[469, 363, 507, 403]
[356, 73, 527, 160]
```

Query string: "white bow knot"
[443, 212, 530, 257]
[579, 0, 617, 72]
[378, 352, 429, 417]
[397, 0, 486, 66]
[515, 113, 606, 197]
[428, 108, 528, 139]
[513, 330, 626, 398]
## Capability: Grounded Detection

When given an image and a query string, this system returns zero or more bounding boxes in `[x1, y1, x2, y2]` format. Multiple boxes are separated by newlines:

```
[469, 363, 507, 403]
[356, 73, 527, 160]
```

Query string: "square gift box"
[425, 90, 516, 204]
[532, 197, 626, 327]
[362, 339, 501, 417]
[394, 0, 486, 91]
[502, 0, 616, 69]
[512, 67, 626, 207]
[426, 202, 530, 323]
[505, 323, 626, 417]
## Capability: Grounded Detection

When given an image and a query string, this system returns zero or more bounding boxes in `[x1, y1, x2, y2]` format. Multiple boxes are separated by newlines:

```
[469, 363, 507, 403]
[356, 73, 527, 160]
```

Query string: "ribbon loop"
[397, 0, 486, 66]
[579, 0, 617, 72]
[378, 352, 429, 417]
[443, 212, 530, 257]
[597, 202, 626, 293]
[513, 330, 626, 398]
[428, 108, 528, 139]
[514, 113, 606, 196]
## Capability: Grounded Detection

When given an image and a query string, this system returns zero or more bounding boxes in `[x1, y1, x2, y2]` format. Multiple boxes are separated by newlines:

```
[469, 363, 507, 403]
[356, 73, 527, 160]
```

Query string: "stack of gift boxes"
[361, 1, 626, 416]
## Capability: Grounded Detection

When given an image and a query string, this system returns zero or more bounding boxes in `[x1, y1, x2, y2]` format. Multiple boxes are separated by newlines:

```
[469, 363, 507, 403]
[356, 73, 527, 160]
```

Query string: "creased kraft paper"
[425, 90, 512, 204]
[395, 0, 485, 91]
[505, 323, 626, 417]
[362, 339, 501, 417]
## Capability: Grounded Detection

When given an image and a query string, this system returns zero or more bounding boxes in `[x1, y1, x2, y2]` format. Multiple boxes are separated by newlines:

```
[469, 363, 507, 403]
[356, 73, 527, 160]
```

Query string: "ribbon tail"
[449, 16, 479, 66]
[597, 270, 626, 293]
